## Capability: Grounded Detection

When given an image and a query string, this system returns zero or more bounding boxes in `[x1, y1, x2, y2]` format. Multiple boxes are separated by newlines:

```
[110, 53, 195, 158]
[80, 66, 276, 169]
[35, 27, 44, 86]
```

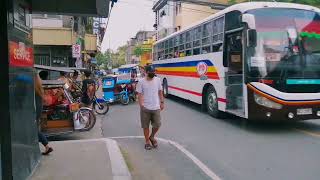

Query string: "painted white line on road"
[105, 138, 132, 180]
[293, 128, 320, 138]
[109, 136, 222, 180]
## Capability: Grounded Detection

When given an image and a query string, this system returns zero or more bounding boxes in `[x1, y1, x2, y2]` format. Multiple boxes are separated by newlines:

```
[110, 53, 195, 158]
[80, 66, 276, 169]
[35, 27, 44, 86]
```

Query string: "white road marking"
[49, 138, 132, 180]
[105, 139, 132, 180]
[109, 136, 222, 180]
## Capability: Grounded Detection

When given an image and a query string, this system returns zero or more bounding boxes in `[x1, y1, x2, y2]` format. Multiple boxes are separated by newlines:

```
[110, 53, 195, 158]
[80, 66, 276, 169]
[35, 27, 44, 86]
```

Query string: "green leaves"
[134, 46, 143, 57]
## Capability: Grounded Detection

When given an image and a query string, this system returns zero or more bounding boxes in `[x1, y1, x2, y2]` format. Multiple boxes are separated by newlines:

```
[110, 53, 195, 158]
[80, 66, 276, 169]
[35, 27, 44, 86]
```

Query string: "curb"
[41, 138, 132, 180]
[109, 136, 221, 180]
[104, 139, 132, 180]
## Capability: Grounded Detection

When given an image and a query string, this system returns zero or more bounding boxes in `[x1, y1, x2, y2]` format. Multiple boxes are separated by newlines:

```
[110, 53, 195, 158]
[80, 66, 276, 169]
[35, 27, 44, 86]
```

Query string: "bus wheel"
[206, 86, 223, 118]
[163, 79, 169, 98]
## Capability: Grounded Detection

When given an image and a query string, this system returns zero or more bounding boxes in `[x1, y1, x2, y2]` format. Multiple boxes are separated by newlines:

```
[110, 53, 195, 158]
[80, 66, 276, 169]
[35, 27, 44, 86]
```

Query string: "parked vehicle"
[102, 73, 136, 105]
[35, 65, 97, 136]
[40, 80, 96, 136]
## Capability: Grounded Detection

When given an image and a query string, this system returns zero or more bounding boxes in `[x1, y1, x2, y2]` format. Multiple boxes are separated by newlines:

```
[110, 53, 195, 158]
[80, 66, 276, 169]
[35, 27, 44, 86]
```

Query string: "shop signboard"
[9, 41, 34, 67]
[72, 44, 81, 58]
[93, 17, 100, 34]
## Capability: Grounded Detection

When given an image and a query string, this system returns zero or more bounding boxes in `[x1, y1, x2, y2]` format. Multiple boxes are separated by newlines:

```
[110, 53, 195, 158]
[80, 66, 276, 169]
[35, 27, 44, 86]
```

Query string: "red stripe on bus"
[168, 86, 202, 96]
[157, 71, 220, 79]
[217, 98, 227, 103]
[168, 86, 227, 103]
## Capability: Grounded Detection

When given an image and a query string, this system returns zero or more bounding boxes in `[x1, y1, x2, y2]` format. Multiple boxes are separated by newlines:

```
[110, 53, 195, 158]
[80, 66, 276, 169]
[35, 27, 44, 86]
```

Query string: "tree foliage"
[111, 45, 128, 68]
[228, 0, 237, 5]
[133, 46, 143, 57]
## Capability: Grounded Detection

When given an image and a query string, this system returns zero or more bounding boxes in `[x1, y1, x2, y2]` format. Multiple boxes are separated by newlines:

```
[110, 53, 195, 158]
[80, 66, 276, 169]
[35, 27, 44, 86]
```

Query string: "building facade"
[126, 31, 155, 65]
[1, 0, 110, 179]
[153, 0, 243, 40]
[32, 15, 104, 69]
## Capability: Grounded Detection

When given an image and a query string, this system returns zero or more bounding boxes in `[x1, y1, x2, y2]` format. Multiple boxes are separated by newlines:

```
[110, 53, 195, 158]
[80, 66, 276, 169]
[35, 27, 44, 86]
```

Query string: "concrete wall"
[32, 18, 63, 28]
[175, 3, 219, 30]
[156, 1, 176, 40]
[84, 34, 97, 51]
[33, 28, 77, 45]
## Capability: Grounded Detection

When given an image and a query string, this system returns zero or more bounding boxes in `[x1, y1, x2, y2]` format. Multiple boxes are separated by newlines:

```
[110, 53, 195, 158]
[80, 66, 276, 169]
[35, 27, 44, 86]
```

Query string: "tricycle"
[102, 73, 137, 105]
[40, 80, 96, 137]
[35, 65, 97, 137]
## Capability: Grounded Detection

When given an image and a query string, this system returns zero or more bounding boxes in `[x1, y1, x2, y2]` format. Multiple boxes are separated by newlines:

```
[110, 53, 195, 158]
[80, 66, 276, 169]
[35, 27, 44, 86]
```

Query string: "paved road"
[102, 96, 320, 180]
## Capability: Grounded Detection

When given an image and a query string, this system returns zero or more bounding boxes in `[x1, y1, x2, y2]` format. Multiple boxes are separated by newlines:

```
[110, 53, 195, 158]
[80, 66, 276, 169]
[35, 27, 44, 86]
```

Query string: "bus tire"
[206, 86, 223, 118]
[163, 79, 169, 98]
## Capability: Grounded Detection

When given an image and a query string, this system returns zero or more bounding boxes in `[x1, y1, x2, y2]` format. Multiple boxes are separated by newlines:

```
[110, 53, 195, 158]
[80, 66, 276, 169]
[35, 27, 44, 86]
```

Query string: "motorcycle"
[69, 78, 109, 115]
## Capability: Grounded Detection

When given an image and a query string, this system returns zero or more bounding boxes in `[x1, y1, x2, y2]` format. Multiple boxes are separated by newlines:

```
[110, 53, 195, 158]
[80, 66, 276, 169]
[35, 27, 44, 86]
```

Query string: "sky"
[101, 0, 155, 52]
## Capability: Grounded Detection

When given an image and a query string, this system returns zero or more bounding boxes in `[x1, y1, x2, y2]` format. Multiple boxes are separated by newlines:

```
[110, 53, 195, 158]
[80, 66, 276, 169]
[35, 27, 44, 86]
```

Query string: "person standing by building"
[81, 70, 96, 107]
[136, 65, 164, 150]
[35, 73, 53, 155]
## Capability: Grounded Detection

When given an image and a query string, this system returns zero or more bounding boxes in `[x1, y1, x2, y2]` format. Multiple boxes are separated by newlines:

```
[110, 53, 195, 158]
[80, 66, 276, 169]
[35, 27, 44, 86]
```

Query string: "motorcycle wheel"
[78, 109, 96, 131]
[94, 102, 109, 115]
[120, 94, 130, 105]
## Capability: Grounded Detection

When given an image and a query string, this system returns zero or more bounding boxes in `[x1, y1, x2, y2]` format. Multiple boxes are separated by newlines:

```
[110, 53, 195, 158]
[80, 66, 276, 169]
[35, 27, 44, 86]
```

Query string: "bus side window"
[193, 48, 201, 55]
[186, 49, 192, 56]
[212, 43, 223, 52]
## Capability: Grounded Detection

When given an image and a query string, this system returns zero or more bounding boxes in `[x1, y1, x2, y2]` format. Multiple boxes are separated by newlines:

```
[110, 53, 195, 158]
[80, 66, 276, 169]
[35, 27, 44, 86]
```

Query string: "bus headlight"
[254, 93, 283, 109]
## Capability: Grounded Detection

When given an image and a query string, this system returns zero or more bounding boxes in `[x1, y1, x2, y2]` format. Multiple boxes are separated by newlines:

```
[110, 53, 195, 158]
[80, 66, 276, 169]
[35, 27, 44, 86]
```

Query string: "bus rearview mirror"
[247, 29, 257, 47]
[287, 27, 298, 43]
[242, 14, 256, 29]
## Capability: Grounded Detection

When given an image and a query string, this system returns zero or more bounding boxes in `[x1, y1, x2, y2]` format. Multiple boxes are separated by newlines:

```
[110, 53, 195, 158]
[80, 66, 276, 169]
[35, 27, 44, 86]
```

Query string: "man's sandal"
[149, 137, 158, 148]
[145, 144, 153, 150]
[42, 147, 53, 155]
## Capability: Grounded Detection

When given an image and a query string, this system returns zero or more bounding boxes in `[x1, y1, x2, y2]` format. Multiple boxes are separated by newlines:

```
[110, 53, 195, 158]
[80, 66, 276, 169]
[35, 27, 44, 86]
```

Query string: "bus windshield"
[246, 8, 320, 93]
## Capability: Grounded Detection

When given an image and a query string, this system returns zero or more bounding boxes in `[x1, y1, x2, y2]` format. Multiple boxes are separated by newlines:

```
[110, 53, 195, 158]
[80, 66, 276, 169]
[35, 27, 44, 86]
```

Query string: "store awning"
[32, 0, 110, 17]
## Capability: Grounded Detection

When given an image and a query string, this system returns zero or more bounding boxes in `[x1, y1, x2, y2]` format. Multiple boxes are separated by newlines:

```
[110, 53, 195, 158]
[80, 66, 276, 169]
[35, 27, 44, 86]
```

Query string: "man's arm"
[138, 93, 144, 108]
[136, 81, 144, 108]
[158, 79, 164, 110]
[159, 90, 164, 110]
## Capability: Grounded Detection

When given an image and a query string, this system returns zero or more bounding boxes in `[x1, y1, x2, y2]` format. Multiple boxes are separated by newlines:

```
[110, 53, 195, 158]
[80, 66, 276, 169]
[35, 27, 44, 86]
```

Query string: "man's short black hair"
[89, 53, 96, 58]
[73, 70, 79, 76]
[84, 69, 92, 77]
[39, 71, 49, 80]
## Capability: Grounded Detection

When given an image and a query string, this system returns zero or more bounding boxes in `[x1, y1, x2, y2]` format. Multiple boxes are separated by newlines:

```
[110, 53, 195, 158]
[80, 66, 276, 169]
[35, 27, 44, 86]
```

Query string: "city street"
[102, 96, 320, 180]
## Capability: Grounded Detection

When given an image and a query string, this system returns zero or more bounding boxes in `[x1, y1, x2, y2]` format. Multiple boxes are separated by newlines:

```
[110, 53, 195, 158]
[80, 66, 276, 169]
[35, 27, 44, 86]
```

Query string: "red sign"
[9, 41, 34, 67]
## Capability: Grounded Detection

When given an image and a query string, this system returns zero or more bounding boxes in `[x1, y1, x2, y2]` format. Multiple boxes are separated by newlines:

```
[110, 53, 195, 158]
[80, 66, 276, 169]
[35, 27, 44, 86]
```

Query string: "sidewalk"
[30, 138, 131, 180]
[30, 112, 131, 180]
[114, 137, 212, 180]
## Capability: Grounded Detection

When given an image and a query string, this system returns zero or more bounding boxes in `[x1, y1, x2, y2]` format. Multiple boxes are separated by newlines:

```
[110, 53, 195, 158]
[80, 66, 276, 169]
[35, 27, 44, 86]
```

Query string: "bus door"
[225, 30, 245, 117]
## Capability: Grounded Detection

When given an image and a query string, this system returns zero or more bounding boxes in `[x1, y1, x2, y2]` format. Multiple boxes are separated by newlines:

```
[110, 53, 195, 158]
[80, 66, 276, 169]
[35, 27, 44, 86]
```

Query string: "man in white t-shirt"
[136, 65, 164, 150]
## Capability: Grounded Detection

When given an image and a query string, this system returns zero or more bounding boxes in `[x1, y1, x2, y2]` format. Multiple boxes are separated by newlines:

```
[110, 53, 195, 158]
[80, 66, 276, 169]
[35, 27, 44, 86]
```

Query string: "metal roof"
[34, 65, 75, 73]
[42, 80, 65, 85]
